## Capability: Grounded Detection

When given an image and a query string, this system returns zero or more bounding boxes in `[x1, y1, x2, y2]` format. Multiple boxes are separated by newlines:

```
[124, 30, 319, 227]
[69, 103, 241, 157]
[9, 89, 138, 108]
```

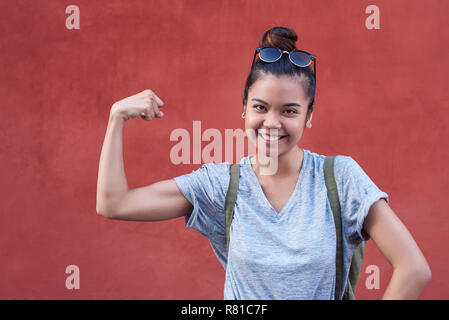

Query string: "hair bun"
[259, 26, 298, 51]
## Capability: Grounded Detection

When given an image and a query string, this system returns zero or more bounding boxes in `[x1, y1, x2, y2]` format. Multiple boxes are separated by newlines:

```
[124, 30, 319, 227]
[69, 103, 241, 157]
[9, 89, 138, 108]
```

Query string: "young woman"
[96, 26, 431, 300]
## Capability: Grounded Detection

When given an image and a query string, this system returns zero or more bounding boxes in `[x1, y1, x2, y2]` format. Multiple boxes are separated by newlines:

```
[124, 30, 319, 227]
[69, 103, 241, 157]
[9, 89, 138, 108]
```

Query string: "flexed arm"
[96, 89, 192, 221]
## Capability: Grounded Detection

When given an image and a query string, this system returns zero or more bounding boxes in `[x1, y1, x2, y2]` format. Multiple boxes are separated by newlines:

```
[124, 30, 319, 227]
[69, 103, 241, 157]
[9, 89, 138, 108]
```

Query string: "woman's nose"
[263, 112, 282, 129]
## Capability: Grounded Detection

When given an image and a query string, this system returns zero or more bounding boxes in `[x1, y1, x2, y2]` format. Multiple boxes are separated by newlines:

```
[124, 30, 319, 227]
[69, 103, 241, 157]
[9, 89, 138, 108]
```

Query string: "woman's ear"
[306, 112, 313, 128]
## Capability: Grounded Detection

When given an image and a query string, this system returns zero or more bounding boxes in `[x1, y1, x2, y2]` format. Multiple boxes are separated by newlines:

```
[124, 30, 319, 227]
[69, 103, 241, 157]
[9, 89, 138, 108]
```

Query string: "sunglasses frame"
[251, 46, 316, 76]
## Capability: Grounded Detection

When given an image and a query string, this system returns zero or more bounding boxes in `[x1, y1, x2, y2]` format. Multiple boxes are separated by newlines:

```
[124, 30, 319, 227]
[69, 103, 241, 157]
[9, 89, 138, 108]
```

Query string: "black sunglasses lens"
[259, 47, 281, 62]
[290, 51, 312, 67]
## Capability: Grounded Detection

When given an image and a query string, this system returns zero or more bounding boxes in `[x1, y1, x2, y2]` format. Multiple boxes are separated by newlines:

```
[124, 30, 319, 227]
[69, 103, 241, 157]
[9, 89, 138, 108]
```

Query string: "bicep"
[111, 179, 193, 221]
[363, 199, 428, 269]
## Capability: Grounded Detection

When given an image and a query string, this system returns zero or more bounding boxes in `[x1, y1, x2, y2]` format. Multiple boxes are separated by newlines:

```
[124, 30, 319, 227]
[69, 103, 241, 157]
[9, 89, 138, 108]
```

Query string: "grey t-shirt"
[173, 148, 389, 299]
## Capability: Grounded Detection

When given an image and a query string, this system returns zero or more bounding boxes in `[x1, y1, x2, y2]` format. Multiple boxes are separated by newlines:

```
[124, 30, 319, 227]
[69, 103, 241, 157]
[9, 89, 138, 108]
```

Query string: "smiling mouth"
[258, 133, 288, 142]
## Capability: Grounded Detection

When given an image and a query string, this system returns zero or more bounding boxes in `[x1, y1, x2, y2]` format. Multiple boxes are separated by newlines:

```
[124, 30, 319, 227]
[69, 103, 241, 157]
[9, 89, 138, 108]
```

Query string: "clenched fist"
[110, 89, 164, 121]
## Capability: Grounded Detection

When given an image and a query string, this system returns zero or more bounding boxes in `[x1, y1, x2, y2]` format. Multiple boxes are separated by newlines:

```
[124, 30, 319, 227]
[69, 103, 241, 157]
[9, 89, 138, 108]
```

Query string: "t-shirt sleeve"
[334, 156, 390, 244]
[172, 162, 230, 244]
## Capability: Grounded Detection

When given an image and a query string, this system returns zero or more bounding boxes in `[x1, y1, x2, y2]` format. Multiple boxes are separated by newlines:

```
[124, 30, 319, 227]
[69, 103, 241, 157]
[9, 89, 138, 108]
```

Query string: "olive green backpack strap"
[346, 239, 366, 298]
[225, 164, 240, 251]
[324, 156, 345, 300]
[324, 156, 366, 300]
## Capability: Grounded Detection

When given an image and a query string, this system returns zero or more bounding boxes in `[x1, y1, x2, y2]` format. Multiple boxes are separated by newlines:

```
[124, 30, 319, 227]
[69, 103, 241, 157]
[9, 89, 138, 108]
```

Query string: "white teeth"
[260, 133, 283, 141]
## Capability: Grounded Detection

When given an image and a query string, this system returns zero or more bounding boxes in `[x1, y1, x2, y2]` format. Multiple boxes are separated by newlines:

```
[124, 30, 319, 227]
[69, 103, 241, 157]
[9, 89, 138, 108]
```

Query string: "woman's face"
[244, 74, 312, 157]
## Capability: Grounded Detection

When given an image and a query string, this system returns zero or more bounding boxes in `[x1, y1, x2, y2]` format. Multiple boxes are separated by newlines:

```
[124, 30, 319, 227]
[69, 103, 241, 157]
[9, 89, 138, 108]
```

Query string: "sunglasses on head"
[251, 46, 316, 108]
[251, 46, 316, 81]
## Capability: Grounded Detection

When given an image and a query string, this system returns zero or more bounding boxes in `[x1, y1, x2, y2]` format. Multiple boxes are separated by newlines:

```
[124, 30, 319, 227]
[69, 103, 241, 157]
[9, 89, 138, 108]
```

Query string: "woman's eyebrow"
[251, 98, 302, 107]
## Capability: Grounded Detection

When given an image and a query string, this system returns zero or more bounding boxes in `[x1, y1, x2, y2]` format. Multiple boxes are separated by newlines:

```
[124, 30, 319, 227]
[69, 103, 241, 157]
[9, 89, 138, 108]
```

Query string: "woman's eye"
[253, 105, 265, 111]
[252, 105, 297, 115]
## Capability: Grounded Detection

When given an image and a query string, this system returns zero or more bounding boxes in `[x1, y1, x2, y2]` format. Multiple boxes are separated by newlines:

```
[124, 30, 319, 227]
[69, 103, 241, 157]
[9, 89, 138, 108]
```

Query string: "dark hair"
[242, 26, 316, 115]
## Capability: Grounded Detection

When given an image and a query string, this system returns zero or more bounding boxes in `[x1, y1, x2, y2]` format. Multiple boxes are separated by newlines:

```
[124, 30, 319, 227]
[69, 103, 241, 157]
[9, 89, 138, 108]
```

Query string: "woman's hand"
[363, 198, 432, 299]
[110, 89, 165, 121]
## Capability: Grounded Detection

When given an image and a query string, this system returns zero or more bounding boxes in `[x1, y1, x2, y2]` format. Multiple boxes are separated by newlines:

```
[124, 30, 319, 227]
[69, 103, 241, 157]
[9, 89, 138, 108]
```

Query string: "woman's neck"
[251, 146, 304, 179]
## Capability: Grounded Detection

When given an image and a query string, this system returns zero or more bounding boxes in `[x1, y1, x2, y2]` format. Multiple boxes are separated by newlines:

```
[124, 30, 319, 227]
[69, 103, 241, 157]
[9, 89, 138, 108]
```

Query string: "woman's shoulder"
[302, 148, 355, 174]
[193, 161, 231, 179]
[177, 155, 254, 184]
[304, 149, 357, 170]
[307, 149, 378, 190]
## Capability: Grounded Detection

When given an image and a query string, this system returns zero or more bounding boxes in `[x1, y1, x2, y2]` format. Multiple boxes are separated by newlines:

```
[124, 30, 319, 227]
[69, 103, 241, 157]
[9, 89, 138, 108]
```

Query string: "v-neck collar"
[245, 149, 308, 219]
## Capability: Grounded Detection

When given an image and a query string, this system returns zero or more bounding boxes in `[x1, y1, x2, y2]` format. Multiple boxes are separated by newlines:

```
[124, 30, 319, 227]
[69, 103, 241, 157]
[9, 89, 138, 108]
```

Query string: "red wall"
[1, 0, 447, 299]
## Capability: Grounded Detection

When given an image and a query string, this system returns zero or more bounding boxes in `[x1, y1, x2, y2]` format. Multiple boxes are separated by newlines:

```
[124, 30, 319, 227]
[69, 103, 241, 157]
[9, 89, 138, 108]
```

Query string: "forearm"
[382, 266, 431, 300]
[96, 111, 129, 214]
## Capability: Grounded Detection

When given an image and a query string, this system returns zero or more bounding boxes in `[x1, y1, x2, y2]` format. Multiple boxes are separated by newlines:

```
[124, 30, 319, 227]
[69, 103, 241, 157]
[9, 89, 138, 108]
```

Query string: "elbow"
[414, 256, 432, 287]
[96, 209, 116, 219]
[96, 194, 121, 219]
[96, 203, 116, 219]
[402, 261, 432, 289]
[417, 264, 432, 287]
